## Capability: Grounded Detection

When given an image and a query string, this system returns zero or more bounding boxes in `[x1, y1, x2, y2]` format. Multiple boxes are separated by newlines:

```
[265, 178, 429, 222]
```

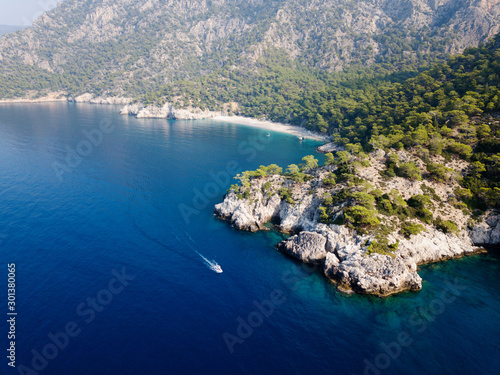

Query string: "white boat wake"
[181, 233, 223, 273]
[195, 251, 223, 273]
[118, 189, 222, 274]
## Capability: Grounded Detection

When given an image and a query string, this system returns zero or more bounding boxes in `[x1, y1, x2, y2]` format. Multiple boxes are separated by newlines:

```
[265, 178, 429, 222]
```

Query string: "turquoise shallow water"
[0, 102, 499, 375]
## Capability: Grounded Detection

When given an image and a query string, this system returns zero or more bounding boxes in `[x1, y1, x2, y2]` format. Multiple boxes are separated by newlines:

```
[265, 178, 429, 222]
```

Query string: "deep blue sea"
[0, 102, 499, 375]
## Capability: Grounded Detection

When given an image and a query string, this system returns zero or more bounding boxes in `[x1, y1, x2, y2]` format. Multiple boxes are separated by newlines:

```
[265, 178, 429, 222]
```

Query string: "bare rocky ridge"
[0, 25, 24, 38]
[214, 149, 496, 296]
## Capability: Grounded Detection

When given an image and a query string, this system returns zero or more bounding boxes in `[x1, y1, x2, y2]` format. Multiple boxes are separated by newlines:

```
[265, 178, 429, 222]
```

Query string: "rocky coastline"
[0, 94, 330, 140]
[0, 92, 232, 120]
[0, 92, 133, 105]
[119, 102, 223, 120]
[68, 93, 132, 105]
[214, 149, 498, 297]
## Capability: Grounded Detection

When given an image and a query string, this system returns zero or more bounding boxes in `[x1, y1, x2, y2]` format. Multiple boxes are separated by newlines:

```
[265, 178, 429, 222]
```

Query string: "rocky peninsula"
[215, 148, 498, 297]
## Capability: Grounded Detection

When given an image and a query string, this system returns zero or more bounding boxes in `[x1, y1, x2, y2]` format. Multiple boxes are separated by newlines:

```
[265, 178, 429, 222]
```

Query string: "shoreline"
[212, 116, 329, 142]
[0, 93, 131, 105]
[0, 98, 330, 142]
[0, 98, 67, 103]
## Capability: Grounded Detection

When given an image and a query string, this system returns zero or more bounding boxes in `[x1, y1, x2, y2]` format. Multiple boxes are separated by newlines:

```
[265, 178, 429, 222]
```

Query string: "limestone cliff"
[119, 102, 223, 120]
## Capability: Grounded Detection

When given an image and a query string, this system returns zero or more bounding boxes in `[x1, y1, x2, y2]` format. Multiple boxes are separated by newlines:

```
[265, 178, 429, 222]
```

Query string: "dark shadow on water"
[484, 245, 500, 256]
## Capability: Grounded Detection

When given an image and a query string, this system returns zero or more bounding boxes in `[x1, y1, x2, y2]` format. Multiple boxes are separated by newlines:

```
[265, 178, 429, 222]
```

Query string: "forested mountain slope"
[0, 0, 499, 98]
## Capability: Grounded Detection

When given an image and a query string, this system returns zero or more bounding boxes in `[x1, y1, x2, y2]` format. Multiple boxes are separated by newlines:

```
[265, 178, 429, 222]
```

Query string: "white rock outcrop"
[120, 102, 223, 120]
[317, 142, 345, 154]
[470, 212, 500, 244]
[277, 231, 328, 264]
[70, 93, 132, 105]
[325, 252, 422, 296]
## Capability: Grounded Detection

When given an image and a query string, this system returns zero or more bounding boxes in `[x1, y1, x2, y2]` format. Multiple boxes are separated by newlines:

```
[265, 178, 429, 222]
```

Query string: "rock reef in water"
[316, 142, 345, 154]
[215, 149, 495, 296]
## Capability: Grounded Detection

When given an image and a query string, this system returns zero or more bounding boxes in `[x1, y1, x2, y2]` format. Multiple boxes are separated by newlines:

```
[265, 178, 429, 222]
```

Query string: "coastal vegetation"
[228, 151, 462, 240]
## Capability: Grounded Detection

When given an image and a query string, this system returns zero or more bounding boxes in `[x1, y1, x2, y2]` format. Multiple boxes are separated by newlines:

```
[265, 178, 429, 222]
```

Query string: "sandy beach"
[213, 115, 329, 142]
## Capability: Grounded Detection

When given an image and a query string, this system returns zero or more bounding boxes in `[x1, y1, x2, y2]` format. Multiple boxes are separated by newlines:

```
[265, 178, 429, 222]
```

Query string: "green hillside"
[0, 0, 498, 99]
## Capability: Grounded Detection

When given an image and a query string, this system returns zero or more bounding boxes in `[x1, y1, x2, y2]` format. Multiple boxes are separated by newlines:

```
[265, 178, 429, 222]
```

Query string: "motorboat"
[213, 263, 223, 273]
